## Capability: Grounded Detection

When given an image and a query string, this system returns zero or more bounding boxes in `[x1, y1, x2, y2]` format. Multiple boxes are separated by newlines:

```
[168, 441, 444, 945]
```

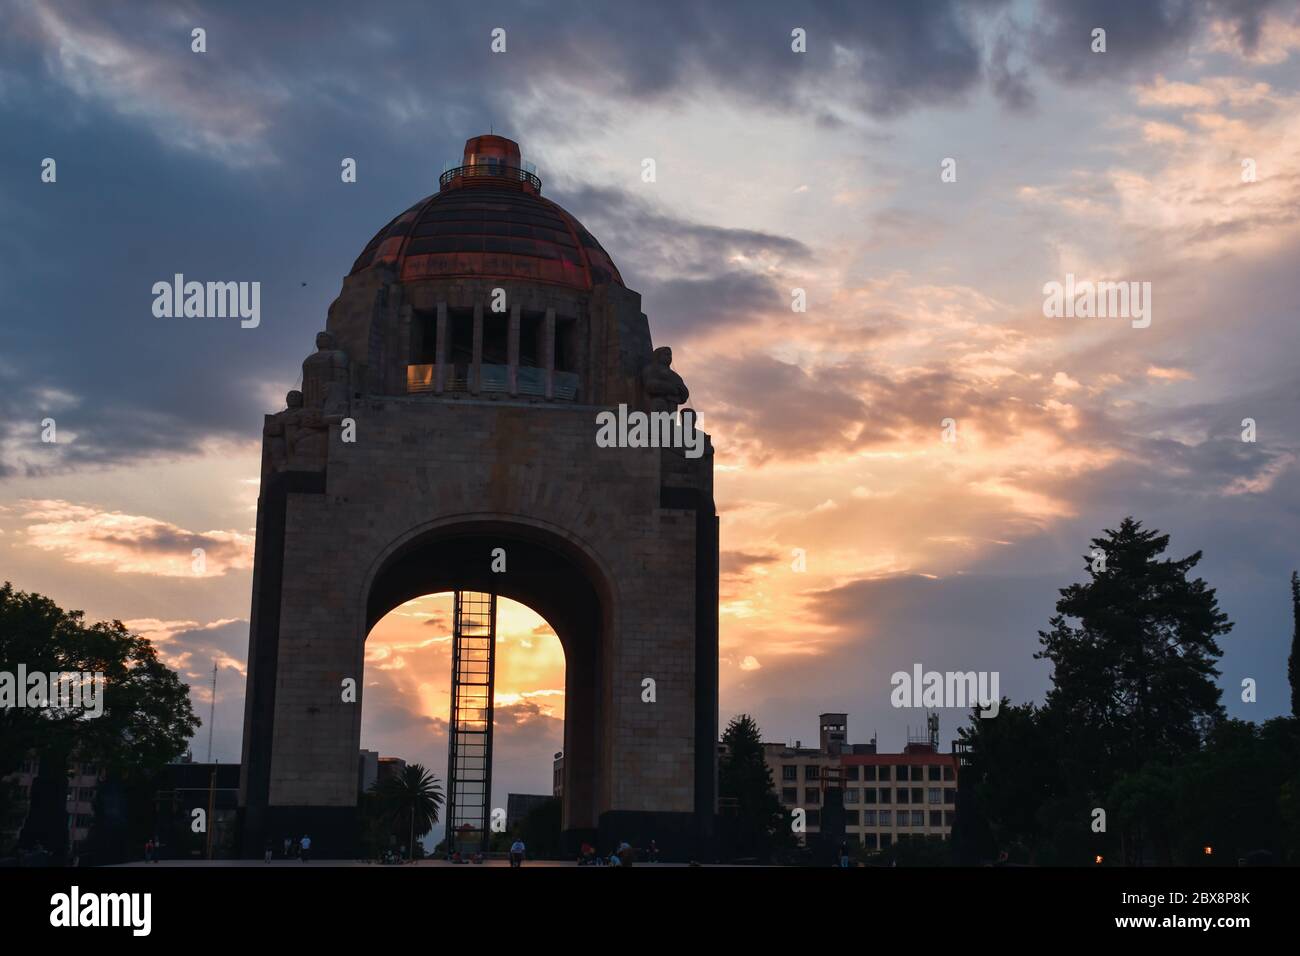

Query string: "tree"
[1036, 519, 1230, 801]
[960, 520, 1240, 865]
[1289, 571, 1299, 718]
[358, 791, 393, 861]
[1171, 717, 1300, 865]
[1, 583, 198, 858]
[1109, 763, 1179, 865]
[956, 699, 1060, 863]
[718, 714, 789, 861]
[372, 763, 443, 861]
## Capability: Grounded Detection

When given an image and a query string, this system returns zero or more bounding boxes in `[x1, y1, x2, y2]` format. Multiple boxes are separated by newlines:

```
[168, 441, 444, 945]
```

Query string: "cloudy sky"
[3, 0, 1299, 836]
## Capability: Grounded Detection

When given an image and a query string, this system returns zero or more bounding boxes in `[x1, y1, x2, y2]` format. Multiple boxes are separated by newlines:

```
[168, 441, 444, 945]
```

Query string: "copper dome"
[349, 135, 624, 291]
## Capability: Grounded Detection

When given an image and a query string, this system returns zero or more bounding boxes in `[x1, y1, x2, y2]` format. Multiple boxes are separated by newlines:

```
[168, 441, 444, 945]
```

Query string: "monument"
[238, 134, 719, 859]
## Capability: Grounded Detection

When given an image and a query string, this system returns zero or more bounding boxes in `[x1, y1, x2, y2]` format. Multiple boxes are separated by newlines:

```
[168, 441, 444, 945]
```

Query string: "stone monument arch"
[239, 134, 718, 859]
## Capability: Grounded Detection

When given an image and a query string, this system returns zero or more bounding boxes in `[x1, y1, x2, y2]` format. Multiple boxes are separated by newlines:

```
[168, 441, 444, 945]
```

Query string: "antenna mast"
[207, 661, 217, 762]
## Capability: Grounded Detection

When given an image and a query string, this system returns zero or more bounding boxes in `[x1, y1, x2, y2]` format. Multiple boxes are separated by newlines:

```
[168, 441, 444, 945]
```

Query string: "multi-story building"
[506, 793, 552, 830]
[1, 756, 104, 854]
[837, 748, 958, 851]
[376, 756, 407, 785]
[153, 755, 241, 859]
[764, 713, 958, 851]
[358, 749, 380, 795]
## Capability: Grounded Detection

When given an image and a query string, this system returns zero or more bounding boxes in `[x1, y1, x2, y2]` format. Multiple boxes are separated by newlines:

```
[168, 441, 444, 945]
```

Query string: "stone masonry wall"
[266, 396, 703, 817]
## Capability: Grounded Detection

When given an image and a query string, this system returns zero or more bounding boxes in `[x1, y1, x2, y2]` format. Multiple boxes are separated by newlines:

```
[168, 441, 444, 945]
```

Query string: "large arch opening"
[362, 591, 566, 856]
[359, 519, 615, 848]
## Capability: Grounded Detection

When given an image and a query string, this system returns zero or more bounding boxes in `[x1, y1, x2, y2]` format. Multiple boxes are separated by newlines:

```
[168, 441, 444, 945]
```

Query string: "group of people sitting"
[448, 849, 487, 864]
[577, 839, 659, 866]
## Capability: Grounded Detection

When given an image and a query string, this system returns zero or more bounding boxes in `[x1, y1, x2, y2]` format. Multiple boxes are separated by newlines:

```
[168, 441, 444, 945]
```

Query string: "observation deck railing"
[439, 164, 541, 192]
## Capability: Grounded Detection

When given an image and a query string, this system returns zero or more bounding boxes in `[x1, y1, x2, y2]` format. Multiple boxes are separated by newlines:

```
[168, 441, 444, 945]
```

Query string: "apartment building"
[1, 757, 104, 852]
[764, 712, 958, 850]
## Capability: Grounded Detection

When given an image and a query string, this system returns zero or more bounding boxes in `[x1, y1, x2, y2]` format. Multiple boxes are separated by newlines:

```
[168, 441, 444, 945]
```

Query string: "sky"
[2, 0, 1300, 843]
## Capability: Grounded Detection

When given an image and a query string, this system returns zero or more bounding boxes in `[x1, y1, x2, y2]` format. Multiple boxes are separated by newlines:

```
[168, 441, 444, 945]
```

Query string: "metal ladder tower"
[445, 590, 497, 856]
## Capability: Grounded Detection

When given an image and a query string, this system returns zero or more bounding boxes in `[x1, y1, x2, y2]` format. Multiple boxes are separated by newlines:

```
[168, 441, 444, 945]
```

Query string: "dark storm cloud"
[1028, 0, 1292, 82]
[556, 184, 811, 340]
[721, 549, 782, 576]
[560, 184, 812, 274]
[987, 30, 1036, 113]
[703, 354, 871, 462]
[0, 0, 1288, 478]
[0, 377, 217, 478]
[362, 685, 446, 740]
[637, 273, 788, 341]
[696, 351, 1096, 463]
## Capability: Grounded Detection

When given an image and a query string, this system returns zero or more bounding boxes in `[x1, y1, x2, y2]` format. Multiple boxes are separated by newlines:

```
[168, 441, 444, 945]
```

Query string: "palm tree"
[372, 764, 444, 862]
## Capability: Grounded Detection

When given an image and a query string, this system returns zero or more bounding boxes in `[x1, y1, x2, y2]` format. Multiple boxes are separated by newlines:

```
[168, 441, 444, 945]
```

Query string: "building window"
[782, 765, 797, 781]
[864, 833, 878, 850]
[878, 788, 891, 804]
[896, 765, 908, 782]
[912, 788, 923, 804]
[805, 765, 820, 781]
[863, 810, 876, 827]
[863, 765, 877, 781]
[805, 788, 820, 805]
[845, 766, 859, 781]
[863, 788, 877, 804]
[878, 811, 891, 827]
[945, 811, 955, 827]
[782, 788, 797, 804]
[944, 788, 956, 804]
[912, 810, 925, 827]
[928, 765, 942, 781]
[845, 789, 859, 804]
[448, 309, 474, 365]
[877, 766, 890, 782]
[930, 811, 943, 827]
[896, 788, 909, 804]
[911, 765, 924, 782]
[943, 765, 955, 781]
[928, 788, 942, 805]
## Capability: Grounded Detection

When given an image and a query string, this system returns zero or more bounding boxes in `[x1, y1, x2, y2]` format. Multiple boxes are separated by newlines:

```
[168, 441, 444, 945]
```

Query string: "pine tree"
[1035, 518, 1231, 790]
[718, 714, 787, 860]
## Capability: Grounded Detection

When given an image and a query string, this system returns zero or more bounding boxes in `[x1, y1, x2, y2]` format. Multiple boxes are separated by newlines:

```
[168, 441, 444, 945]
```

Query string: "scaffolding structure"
[444, 590, 497, 856]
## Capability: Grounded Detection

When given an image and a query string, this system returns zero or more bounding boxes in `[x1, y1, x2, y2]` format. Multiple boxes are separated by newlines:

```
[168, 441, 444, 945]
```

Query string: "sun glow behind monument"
[361, 592, 566, 839]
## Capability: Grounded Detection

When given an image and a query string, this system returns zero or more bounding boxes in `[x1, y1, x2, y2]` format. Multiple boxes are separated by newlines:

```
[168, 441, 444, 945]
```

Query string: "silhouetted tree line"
[955, 518, 1300, 866]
